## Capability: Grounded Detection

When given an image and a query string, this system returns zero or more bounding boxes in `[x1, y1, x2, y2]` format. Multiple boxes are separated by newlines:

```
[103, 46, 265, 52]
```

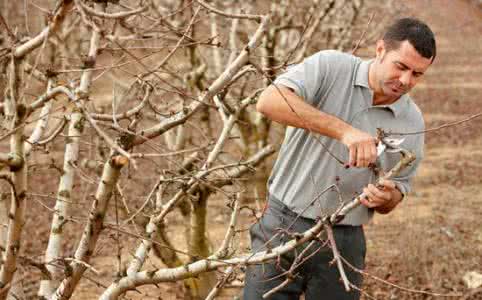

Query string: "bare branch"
[330, 149, 416, 224]
[78, 2, 148, 19]
[196, 0, 263, 21]
[39, 112, 85, 299]
[326, 225, 351, 291]
[213, 194, 241, 259]
[35, 117, 68, 145]
[90, 85, 152, 121]
[0, 12, 16, 42]
[0, 52, 28, 300]
[14, 0, 74, 58]
[388, 112, 482, 136]
[133, 15, 270, 145]
[0, 153, 23, 170]
[51, 155, 125, 300]
[24, 79, 56, 155]
[205, 266, 235, 300]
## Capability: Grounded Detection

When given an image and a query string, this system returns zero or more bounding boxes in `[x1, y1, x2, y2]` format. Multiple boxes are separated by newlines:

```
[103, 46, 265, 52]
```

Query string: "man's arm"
[257, 85, 378, 168]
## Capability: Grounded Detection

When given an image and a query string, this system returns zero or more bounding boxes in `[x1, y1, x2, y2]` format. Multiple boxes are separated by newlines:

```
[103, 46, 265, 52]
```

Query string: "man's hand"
[360, 179, 403, 214]
[340, 127, 377, 168]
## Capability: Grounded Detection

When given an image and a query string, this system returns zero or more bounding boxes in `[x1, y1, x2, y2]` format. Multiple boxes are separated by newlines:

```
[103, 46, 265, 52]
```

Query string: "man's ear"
[375, 40, 386, 61]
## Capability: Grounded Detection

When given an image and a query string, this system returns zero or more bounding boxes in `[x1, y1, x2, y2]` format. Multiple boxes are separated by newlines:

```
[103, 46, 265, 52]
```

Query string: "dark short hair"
[383, 18, 436, 62]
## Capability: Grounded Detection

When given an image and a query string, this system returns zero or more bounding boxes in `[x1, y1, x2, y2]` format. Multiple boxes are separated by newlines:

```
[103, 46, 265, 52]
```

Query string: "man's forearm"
[256, 85, 351, 142]
[257, 84, 378, 167]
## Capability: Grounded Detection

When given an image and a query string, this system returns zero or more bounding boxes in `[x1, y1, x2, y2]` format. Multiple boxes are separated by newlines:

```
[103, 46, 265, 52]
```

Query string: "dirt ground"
[14, 0, 482, 299]
[361, 1, 482, 299]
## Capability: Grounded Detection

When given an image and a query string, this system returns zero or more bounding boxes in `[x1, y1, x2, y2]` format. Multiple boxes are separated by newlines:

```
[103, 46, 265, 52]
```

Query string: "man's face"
[373, 40, 433, 101]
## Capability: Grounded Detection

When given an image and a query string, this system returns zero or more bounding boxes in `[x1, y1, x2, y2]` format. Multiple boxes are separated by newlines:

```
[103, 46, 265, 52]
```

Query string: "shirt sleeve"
[272, 51, 329, 106]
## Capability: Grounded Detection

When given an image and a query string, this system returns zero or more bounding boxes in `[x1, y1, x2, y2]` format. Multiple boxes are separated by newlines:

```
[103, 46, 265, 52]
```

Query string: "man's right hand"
[340, 128, 377, 168]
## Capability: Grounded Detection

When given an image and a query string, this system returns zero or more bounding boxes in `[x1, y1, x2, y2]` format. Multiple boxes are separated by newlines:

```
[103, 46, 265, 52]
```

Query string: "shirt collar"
[354, 59, 372, 88]
[383, 94, 409, 118]
[355, 58, 408, 118]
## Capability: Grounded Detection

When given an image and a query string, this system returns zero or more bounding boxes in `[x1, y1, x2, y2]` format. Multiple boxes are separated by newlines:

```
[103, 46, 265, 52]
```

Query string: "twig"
[205, 266, 235, 300]
[352, 12, 376, 54]
[330, 149, 416, 224]
[110, 7, 201, 88]
[78, 2, 147, 19]
[103, 224, 194, 260]
[130, 143, 212, 158]
[196, 0, 262, 21]
[263, 236, 324, 299]
[90, 85, 152, 121]
[340, 256, 463, 298]
[62, 258, 100, 275]
[133, 15, 270, 145]
[263, 277, 292, 299]
[271, 238, 329, 286]
[0, 173, 16, 197]
[122, 179, 161, 225]
[325, 225, 351, 291]
[213, 194, 241, 259]
[35, 117, 68, 145]
[0, 12, 16, 42]
[388, 112, 482, 136]
[79, 103, 137, 169]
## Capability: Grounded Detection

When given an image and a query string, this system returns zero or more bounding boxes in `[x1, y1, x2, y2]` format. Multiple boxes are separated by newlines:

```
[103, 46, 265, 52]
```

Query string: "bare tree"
[0, 1, 422, 299]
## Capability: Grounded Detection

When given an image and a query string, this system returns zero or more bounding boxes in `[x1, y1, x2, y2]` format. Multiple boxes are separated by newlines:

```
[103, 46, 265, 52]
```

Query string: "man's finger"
[369, 141, 377, 164]
[362, 189, 383, 207]
[356, 144, 365, 167]
[360, 195, 373, 208]
[368, 184, 391, 201]
[364, 142, 374, 166]
[367, 186, 389, 203]
[349, 145, 357, 167]
[379, 179, 396, 189]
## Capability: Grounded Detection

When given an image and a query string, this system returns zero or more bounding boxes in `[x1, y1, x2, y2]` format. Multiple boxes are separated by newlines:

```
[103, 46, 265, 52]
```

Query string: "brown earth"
[362, 1, 482, 299]
[13, 0, 482, 299]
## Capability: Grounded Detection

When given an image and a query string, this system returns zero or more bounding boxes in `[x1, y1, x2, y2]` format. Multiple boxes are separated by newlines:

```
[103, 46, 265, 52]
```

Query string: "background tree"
[1, 0, 480, 300]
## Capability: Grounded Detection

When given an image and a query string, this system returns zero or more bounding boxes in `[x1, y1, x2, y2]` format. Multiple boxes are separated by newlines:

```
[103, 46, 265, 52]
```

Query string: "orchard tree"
[0, 0, 408, 299]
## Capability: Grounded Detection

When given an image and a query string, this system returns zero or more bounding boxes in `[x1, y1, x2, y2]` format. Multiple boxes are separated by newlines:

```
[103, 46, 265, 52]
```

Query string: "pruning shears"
[376, 137, 405, 156]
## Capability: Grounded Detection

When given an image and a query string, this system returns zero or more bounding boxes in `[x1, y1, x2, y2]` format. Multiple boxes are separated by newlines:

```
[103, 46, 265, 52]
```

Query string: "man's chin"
[386, 87, 407, 98]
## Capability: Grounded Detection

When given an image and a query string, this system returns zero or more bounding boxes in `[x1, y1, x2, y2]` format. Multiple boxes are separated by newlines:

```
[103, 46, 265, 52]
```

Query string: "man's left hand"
[360, 179, 403, 214]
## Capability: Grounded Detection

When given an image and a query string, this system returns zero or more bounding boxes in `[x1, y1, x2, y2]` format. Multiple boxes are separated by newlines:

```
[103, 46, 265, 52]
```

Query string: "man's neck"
[373, 93, 399, 106]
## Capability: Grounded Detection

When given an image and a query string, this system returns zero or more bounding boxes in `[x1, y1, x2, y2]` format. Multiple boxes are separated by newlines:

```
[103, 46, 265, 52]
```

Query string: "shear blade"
[376, 143, 386, 156]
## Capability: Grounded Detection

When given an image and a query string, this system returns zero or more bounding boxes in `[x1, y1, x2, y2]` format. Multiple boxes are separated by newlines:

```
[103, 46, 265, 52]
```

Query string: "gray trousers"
[243, 196, 366, 300]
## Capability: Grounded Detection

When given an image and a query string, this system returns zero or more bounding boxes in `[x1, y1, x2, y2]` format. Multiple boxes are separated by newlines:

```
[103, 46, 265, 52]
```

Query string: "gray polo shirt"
[269, 50, 424, 225]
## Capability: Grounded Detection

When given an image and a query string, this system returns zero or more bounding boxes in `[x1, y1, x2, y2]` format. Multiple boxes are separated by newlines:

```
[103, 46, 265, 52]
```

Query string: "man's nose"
[399, 71, 412, 87]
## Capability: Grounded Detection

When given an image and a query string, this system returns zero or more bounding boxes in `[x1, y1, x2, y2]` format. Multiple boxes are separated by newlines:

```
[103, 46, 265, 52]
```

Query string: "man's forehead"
[388, 41, 432, 71]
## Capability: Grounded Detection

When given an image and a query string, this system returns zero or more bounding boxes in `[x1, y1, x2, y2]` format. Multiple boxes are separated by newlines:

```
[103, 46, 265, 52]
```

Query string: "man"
[243, 18, 436, 299]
